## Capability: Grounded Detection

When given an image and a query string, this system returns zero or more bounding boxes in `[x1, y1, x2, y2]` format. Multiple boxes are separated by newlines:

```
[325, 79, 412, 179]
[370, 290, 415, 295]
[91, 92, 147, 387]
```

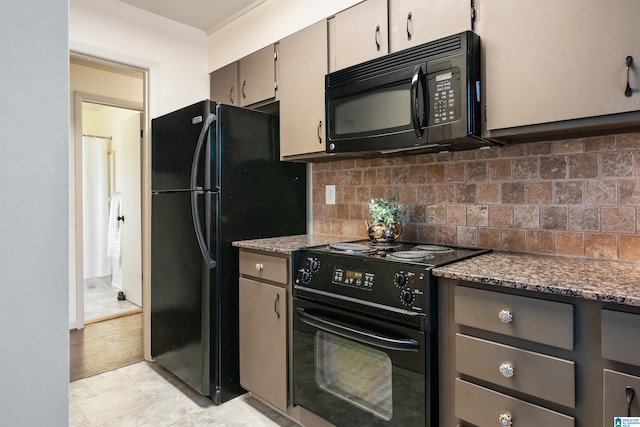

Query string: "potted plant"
[366, 194, 406, 243]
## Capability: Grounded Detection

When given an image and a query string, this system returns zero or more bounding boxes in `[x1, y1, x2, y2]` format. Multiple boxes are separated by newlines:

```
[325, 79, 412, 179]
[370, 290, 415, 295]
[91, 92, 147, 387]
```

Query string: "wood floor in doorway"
[70, 312, 143, 382]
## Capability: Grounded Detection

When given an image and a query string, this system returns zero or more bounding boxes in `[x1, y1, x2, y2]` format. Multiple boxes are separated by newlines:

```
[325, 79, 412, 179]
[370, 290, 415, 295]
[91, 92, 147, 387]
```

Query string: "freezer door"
[151, 191, 214, 395]
[151, 100, 215, 191]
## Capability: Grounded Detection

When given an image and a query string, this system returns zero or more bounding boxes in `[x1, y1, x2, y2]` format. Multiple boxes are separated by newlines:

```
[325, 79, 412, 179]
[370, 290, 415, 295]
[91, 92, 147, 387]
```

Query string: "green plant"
[368, 194, 405, 227]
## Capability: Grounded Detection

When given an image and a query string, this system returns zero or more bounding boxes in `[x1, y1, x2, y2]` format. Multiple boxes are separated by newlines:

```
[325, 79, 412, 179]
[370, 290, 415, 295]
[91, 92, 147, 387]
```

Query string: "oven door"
[326, 64, 428, 154]
[293, 298, 430, 427]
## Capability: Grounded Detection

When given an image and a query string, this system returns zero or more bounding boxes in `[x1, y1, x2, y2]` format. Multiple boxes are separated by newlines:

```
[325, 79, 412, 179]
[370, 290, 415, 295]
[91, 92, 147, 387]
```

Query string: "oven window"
[333, 86, 410, 136]
[315, 331, 393, 421]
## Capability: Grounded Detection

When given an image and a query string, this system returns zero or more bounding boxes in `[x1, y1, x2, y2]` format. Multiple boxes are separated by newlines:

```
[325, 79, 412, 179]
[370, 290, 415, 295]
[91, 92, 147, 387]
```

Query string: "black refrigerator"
[150, 100, 306, 404]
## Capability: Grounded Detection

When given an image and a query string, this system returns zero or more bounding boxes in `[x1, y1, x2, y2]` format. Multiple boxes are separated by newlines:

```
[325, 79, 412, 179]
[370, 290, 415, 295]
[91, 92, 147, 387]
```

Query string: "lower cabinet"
[454, 285, 574, 351]
[451, 284, 576, 425]
[601, 309, 640, 366]
[455, 378, 574, 427]
[239, 277, 287, 412]
[604, 369, 640, 423]
[602, 309, 640, 425]
[440, 278, 640, 426]
[238, 248, 334, 427]
[455, 334, 575, 409]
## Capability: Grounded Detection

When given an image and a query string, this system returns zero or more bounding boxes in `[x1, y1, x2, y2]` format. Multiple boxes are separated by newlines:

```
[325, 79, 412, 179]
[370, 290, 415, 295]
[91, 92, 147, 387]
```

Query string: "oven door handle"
[296, 307, 420, 352]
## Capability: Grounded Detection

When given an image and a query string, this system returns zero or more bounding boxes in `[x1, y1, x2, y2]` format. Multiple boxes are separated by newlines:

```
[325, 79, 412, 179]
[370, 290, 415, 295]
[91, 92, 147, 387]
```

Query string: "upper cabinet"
[476, 0, 640, 134]
[328, 0, 388, 72]
[279, 21, 328, 159]
[210, 62, 238, 105]
[238, 44, 278, 107]
[210, 44, 278, 108]
[388, 0, 472, 52]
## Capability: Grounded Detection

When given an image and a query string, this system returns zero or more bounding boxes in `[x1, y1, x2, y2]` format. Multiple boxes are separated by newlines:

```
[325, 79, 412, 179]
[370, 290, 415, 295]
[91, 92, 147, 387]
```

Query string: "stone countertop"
[234, 236, 640, 308]
[432, 251, 640, 308]
[232, 234, 359, 255]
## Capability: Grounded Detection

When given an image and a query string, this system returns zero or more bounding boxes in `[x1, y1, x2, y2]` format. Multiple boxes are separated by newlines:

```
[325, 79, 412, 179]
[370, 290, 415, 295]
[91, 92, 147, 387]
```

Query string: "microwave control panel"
[429, 68, 461, 125]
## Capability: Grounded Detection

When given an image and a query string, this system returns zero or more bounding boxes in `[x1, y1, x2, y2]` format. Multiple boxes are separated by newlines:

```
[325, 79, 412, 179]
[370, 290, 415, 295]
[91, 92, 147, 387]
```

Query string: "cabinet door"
[239, 45, 276, 106]
[239, 277, 287, 412]
[329, 0, 388, 72]
[389, 0, 471, 52]
[476, 0, 640, 131]
[279, 21, 328, 159]
[210, 62, 238, 105]
[604, 369, 640, 423]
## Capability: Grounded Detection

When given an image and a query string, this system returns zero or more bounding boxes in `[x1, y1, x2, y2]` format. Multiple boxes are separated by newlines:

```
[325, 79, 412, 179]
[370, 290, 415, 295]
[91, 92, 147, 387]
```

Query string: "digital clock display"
[345, 270, 363, 279]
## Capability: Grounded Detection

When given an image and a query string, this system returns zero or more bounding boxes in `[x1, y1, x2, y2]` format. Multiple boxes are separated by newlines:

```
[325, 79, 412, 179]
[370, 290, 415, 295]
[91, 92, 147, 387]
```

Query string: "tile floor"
[69, 361, 298, 426]
[84, 276, 140, 321]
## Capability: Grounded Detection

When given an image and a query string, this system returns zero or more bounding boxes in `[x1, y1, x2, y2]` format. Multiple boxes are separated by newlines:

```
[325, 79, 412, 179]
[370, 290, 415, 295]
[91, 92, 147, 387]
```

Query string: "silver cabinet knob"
[498, 309, 513, 323]
[255, 263, 264, 271]
[499, 362, 514, 378]
[499, 413, 512, 426]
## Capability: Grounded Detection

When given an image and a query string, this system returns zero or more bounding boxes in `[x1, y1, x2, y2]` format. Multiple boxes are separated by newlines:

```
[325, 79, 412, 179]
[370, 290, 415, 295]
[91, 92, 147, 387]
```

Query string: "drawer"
[239, 250, 289, 285]
[455, 378, 574, 427]
[603, 369, 640, 423]
[456, 334, 575, 408]
[602, 309, 640, 365]
[454, 285, 574, 350]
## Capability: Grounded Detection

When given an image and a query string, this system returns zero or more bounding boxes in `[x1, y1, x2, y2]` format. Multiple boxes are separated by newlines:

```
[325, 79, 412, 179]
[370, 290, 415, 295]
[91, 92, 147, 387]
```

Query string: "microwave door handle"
[410, 65, 426, 138]
[190, 112, 217, 270]
[296, 307, 420, 352]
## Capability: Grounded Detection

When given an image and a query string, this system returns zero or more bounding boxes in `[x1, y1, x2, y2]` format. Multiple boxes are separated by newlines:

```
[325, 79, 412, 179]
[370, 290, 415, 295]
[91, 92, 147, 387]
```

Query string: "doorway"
[81, 102, 143, 323]
[70, 54, 149, 333]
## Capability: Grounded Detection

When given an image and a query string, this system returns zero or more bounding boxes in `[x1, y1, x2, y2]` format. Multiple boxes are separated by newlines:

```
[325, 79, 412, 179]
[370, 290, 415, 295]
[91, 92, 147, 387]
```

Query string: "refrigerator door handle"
[190, 113, 217, 269]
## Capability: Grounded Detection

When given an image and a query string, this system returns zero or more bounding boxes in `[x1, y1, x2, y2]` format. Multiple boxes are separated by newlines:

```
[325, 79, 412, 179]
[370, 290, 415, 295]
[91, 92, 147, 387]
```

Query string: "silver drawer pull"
[498, 413, 512, 426]
[498, 309, 513, 323]
[499, 362, 514, 378]
[255, 263, 264, 271]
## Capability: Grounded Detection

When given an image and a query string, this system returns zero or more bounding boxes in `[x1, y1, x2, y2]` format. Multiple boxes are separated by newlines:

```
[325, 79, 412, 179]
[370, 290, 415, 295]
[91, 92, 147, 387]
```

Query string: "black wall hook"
[117, 215, 125, 223]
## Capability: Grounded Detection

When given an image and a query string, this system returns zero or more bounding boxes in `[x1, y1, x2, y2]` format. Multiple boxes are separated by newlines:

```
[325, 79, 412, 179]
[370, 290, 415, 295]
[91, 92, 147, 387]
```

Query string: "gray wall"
[0, 1, 69, 425]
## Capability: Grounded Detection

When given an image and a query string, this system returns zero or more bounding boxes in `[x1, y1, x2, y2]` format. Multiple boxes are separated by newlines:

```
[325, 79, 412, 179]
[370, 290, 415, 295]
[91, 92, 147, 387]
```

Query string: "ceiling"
[116, 0, 267, 34]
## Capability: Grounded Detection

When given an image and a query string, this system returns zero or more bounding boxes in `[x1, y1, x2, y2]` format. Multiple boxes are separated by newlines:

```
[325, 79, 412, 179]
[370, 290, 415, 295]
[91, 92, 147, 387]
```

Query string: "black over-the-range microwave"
[325, 31, 499, 155]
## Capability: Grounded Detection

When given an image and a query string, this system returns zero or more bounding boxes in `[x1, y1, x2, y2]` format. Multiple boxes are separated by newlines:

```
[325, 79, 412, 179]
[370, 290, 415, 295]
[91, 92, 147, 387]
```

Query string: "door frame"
[70, 49, 154, 361]
[73, 92, 143, 330]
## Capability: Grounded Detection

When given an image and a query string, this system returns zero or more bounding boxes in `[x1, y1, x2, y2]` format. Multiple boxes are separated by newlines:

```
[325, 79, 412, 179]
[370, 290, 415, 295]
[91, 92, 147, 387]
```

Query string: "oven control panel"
[332, 267, 374, 290]
[294, 252, 432, 313]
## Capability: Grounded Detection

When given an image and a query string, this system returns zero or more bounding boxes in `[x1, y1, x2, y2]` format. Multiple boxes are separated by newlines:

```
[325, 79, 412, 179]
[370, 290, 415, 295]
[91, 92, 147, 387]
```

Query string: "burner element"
[328, 242, 376, 253]
[414, 244, 454, 253]
[388, 251, 436, 261]
[369, 241, 403, 250]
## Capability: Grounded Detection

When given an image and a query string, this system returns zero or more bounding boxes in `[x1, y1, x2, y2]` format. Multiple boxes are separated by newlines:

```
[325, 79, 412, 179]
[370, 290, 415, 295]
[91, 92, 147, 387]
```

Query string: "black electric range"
[291, 240, 490, 427]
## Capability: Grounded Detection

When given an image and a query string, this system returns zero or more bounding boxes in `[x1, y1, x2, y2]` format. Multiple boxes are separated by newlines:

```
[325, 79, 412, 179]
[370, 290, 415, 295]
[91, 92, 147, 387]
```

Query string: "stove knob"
[395, 273, 407, 287]
[402, 290, 414, 304]
[309, 259, 320, 272]
[301, 271, 311, 284]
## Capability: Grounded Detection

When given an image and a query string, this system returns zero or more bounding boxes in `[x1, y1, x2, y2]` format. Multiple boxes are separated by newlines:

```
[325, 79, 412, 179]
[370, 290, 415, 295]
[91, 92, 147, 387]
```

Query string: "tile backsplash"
[311, 132, 640, 262]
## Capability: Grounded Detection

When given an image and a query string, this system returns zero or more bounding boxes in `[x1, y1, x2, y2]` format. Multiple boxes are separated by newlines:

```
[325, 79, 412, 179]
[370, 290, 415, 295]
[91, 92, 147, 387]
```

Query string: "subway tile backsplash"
[311, 132, 640, 262]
